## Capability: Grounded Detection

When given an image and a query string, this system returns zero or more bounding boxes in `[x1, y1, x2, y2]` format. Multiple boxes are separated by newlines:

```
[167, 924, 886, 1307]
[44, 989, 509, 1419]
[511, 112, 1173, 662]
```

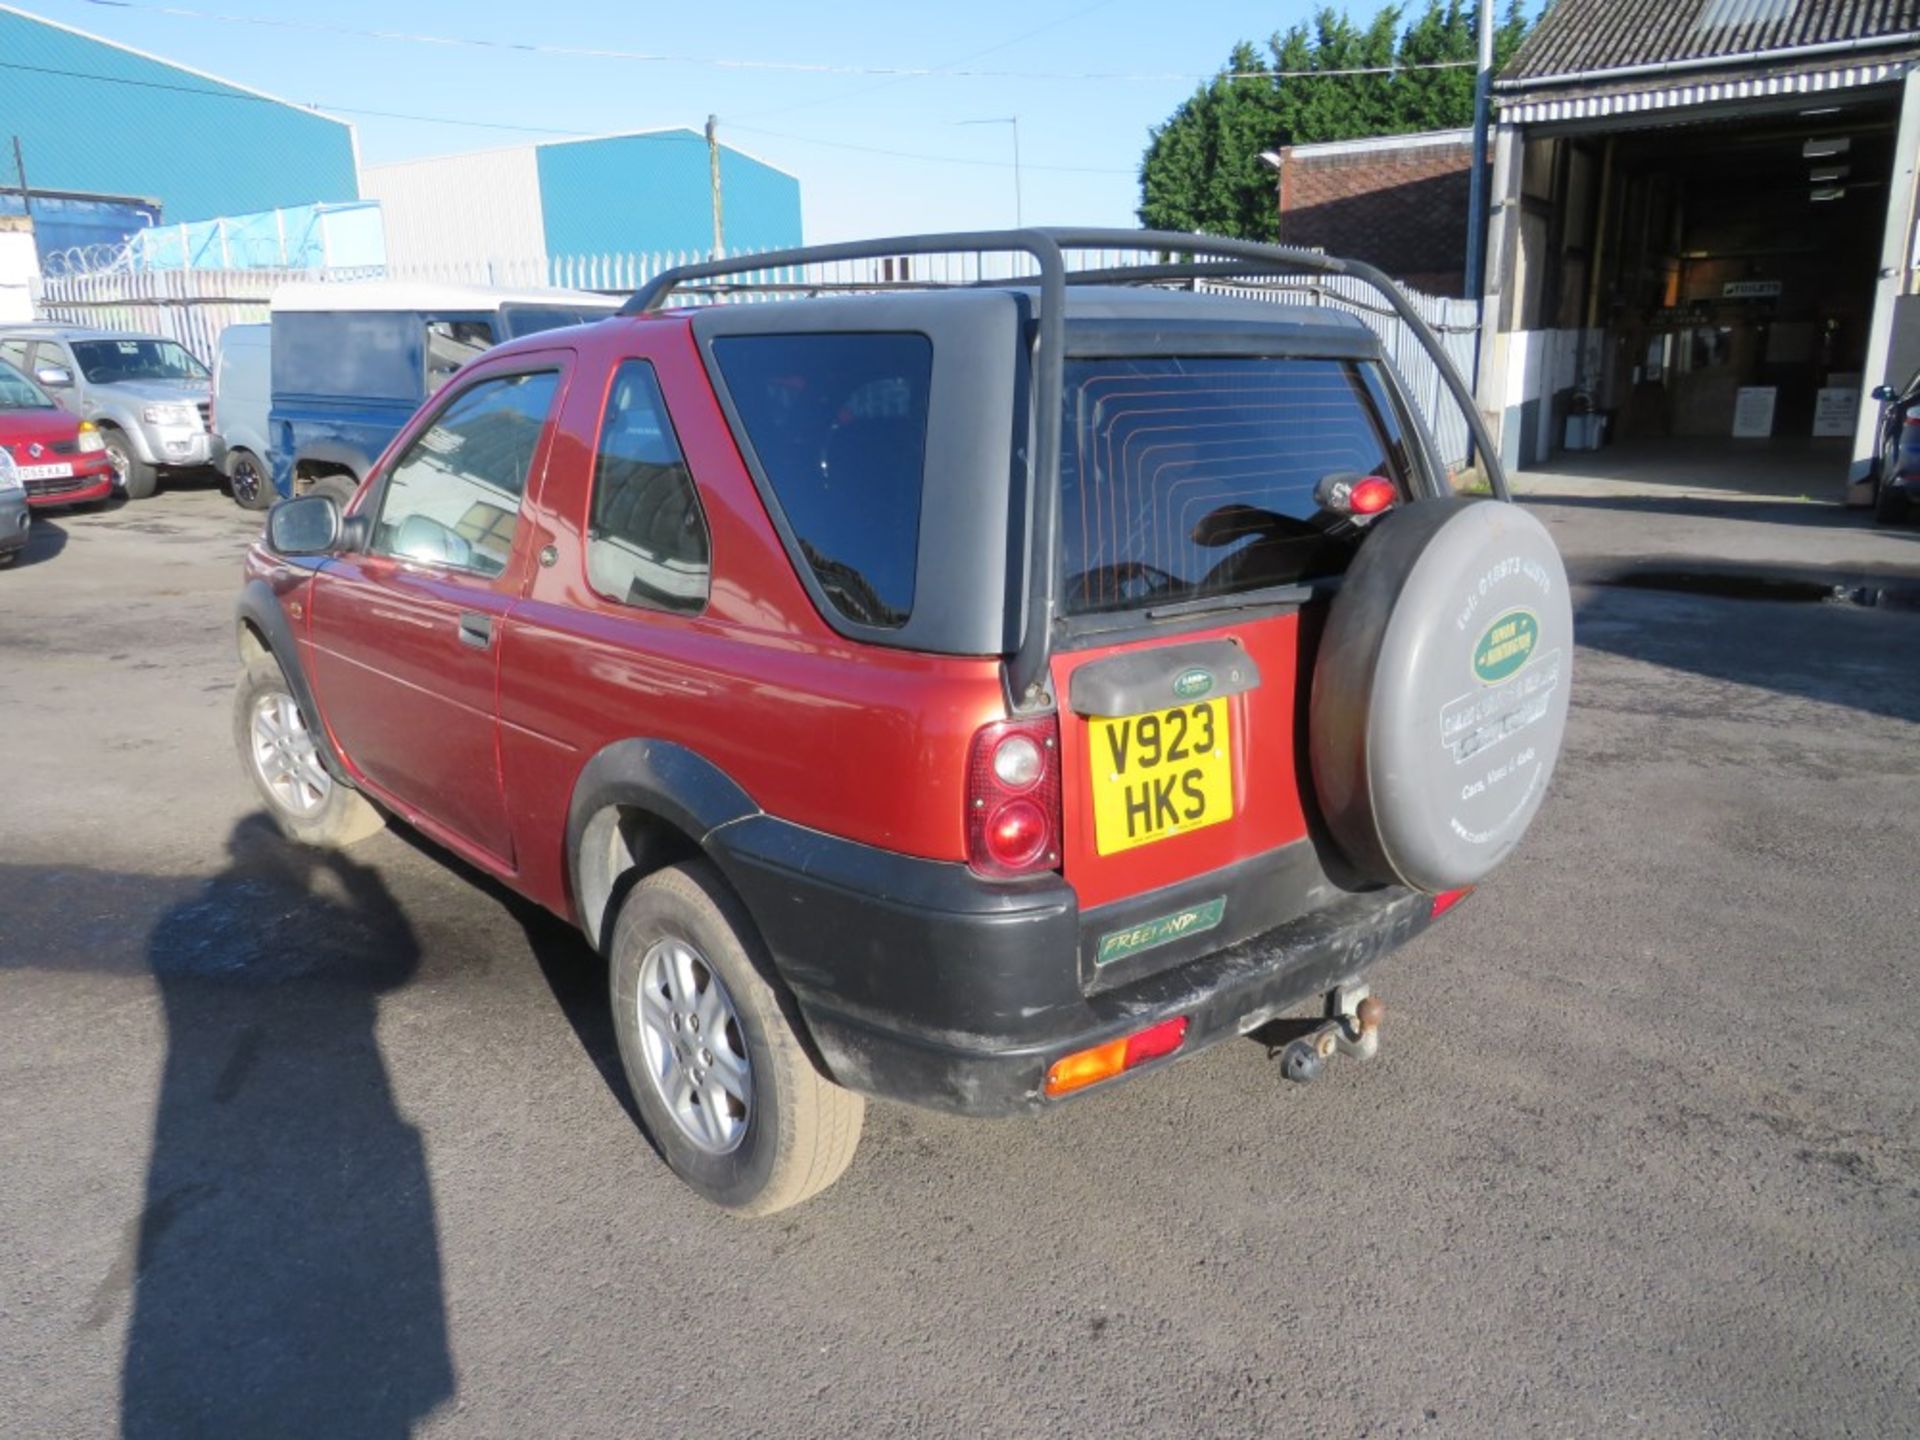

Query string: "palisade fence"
[31, 246, 1478, 467]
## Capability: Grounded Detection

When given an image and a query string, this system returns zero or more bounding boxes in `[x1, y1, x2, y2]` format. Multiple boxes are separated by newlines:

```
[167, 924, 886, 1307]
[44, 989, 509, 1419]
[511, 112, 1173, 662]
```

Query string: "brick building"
[1273, 129, 1479, 297]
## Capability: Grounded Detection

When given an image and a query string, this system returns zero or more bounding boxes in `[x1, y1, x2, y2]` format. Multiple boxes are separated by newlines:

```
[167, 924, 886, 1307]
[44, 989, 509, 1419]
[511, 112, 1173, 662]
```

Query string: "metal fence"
[31, 246, 1477, 467]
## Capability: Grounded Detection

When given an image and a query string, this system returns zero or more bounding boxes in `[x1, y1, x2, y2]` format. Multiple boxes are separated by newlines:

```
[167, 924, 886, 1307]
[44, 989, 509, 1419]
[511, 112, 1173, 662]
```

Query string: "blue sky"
[32, 0, 1417, 242]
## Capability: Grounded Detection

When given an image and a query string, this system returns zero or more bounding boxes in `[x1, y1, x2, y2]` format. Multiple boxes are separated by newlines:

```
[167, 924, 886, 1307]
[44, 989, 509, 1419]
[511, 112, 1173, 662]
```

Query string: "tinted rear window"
[712, 332, 932, 629]
[1058, 356, 1410, 616]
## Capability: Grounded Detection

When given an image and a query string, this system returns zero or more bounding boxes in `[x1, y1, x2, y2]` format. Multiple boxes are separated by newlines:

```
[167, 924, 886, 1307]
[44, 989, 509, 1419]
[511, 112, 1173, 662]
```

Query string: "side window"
[372, 370, 558, 578]
[28, 342, 67, 375]
[0, 339, 30, 370]
[585, 360, 710, 614]
[711, 332, 932, 629]
[425, 319, 495, 393]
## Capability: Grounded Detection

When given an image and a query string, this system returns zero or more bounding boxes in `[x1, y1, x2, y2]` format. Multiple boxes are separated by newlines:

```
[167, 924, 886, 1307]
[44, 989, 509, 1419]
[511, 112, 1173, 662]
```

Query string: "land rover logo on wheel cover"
[1172, 667, 1214, 700]
[1472, 609, 1538, 684]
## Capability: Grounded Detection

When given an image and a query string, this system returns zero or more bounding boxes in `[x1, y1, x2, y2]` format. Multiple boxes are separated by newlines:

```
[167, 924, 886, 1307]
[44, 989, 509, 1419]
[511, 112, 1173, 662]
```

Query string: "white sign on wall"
[1732, 386, 1777, 438]
[1722, 280, 1783, 299]
[1812, 388, 1860, 438]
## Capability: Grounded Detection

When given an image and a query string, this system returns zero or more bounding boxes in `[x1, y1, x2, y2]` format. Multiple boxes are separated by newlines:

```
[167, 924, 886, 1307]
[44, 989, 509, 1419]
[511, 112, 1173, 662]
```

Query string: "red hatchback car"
[233, 231, 1573, 1214]
[0, 359, 116, 509]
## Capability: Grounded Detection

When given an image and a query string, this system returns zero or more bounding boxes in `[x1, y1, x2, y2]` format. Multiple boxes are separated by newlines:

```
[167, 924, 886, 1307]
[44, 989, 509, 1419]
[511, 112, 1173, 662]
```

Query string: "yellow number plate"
[1089, 700, 1232, 856]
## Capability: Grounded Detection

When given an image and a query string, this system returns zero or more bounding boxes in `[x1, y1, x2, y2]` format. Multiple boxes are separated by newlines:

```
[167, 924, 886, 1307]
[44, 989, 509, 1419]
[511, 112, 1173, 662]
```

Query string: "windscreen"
[71, 339, 207, 384]
[1058, 355, 1411, 616]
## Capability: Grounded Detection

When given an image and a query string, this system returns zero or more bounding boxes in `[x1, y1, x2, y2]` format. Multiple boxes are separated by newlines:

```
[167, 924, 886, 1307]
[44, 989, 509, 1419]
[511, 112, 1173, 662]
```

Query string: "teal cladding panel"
[534, 130, 801, 257]
[0, 9, 357, 223]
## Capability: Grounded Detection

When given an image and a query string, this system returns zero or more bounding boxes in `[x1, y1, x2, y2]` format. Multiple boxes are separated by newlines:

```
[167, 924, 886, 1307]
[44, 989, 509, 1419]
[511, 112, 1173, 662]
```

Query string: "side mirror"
[266, 494, 340, 556]
[1872, 383, 1899, 402]
[35, 365, 73, 389]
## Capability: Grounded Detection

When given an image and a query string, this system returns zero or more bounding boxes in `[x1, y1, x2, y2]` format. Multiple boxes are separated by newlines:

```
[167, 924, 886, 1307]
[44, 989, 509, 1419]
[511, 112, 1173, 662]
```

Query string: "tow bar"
[1275, 986, 1384, 1085]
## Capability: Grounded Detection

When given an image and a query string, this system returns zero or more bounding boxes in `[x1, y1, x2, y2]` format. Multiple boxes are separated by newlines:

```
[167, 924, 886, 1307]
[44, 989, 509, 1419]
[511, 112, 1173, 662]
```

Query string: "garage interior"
[1494, 90, 1901, 492]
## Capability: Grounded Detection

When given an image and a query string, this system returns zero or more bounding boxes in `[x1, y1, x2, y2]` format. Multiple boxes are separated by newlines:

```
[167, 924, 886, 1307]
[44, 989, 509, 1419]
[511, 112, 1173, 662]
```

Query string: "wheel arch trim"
[565, 738, 760, 952]
[235, 575, 351, 784]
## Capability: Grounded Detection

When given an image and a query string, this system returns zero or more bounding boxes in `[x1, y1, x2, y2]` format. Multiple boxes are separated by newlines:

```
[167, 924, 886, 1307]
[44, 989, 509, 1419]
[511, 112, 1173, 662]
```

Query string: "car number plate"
[1089, 700, 1232, 855]
[17, 463, 72, 480]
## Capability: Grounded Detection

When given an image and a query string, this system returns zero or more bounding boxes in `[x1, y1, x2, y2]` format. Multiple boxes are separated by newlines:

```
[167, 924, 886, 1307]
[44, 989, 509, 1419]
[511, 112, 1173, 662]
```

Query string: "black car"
[1871, 371, 1920, 524]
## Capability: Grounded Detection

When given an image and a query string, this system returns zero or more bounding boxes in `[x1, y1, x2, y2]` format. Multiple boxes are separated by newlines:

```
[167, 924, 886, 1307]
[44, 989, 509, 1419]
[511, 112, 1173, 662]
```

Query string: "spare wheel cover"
[1309, 497, 1572, 893]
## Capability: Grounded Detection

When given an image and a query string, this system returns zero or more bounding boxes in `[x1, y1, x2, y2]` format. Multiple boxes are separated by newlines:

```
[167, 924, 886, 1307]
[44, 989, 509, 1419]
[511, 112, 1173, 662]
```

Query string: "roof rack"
[624, 228, 1503, 713]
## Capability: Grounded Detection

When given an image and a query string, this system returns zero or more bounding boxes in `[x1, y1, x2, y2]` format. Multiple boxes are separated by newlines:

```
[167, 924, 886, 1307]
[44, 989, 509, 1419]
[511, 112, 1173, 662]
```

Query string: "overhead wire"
[60, 0, 1476, 83]
[0, 57, 1132, 170]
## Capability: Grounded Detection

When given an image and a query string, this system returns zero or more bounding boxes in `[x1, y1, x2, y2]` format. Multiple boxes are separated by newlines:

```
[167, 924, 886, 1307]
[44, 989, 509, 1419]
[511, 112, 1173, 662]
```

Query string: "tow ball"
[1276, 987, 1385, 1085]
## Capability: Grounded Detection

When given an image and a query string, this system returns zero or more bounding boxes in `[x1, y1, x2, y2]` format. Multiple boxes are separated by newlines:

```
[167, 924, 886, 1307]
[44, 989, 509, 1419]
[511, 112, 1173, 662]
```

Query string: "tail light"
[966, 715, 1062, 879]
[1315, 472, 1397, 521]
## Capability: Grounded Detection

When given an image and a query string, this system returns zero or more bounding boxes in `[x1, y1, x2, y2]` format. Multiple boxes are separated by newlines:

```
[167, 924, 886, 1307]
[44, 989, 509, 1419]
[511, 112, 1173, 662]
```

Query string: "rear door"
[305, 353, 568, 866]
[1044, 351, 1425, 925]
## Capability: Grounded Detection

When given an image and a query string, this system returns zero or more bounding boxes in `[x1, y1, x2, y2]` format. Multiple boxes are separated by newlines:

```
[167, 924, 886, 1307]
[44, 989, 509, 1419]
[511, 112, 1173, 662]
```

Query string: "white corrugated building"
[362, 128, 802, 274]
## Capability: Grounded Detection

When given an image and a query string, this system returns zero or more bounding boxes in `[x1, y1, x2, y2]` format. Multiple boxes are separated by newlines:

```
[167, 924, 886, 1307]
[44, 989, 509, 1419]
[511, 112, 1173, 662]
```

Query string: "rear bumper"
[711, 815, 1436, 1116]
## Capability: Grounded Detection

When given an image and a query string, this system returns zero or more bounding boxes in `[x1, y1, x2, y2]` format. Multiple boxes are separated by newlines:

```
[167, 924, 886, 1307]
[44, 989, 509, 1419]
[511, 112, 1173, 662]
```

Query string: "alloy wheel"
[636, 937, 753, 1154]
[249, 691, 331, 817]
[231, 454, 263, 505]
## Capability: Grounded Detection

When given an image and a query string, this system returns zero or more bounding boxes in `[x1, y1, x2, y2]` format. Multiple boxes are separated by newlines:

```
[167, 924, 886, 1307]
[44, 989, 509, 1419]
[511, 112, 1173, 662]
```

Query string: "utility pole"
[11, 135, 31, 221]
[961, 117, 1023, 227]
[1464, 0, 1494, 309]
[705, 114, 724, 259]
[1463, 0, 1496, 447]
[1011, 115, 1023, 228]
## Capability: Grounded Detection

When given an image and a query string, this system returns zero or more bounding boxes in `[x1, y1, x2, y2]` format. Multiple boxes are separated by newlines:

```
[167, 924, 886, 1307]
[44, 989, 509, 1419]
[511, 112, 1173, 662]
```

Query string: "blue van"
[266, 282, 620, 504]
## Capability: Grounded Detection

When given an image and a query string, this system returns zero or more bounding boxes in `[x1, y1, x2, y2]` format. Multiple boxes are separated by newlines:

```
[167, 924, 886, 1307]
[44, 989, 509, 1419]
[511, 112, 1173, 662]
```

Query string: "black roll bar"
[622, 228, 1506, 714]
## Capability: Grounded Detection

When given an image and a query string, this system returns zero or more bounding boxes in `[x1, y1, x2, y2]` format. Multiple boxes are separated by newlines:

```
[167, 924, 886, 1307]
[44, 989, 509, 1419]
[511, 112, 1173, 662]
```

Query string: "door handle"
[457, 610, 494, 650]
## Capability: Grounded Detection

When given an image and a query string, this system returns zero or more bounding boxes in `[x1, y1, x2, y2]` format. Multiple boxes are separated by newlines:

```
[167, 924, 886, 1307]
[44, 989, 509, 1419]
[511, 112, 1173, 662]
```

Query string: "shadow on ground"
[1574, 581, 1920, 726]
[380, 823, 646, 1135]
[1532, 491, 1920, 542]
[8, 515, 69, 568]
[2, 816, 457, 1438]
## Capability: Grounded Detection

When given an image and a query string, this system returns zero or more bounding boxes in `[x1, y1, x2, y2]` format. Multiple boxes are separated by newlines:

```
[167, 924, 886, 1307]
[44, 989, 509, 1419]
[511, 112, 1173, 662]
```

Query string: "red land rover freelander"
[233, 231, 1573, 1214]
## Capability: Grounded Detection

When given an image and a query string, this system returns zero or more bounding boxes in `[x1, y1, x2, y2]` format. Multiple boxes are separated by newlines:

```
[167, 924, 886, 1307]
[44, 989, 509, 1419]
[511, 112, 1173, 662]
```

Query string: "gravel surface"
[3, 487, 1916, 1439]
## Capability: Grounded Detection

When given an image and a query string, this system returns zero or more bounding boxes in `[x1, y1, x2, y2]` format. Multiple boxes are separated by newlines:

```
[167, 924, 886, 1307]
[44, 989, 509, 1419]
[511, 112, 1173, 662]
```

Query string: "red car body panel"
[2, 407, 115, 508]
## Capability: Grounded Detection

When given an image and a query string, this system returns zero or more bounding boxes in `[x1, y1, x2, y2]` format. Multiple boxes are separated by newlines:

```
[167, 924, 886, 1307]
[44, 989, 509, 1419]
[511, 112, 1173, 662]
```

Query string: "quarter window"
[586, 360, 710, 614]
[28, 342, 69, 377]
[712, 332, 932, 629]
[372, 370, 558, 578]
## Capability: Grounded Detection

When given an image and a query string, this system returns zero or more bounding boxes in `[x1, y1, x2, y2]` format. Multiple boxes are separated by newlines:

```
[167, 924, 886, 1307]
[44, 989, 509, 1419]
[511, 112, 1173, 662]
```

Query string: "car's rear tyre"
[305, 472, 359, 510]
[1875, 478, 1909, 525]
[609, 859, 864, 1216]
[232, 656, 384, 848]
[1310, 497, 1573, 893]
[227, 448, 272, 511]
[100, 426, 157, 500]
